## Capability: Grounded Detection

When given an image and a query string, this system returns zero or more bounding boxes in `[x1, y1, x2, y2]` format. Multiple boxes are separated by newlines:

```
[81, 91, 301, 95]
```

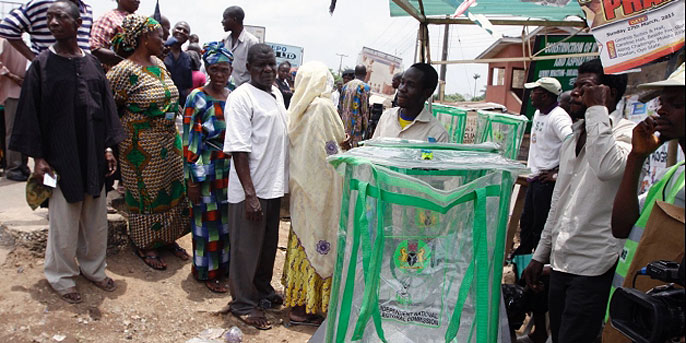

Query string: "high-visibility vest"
[606, 161, 685, 320]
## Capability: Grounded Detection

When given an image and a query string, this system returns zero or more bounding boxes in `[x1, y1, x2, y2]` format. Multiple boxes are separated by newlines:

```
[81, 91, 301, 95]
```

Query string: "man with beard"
[522, 59, 634, 343]
[222, 6, 258, 87]
[222, 44, 288, 331]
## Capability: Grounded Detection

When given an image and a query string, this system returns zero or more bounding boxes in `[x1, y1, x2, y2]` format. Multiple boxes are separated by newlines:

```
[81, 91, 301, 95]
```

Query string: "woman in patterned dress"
[182, 42, 233, 293]
[107, 14, 190, 270]
[282, 61, 349, 325]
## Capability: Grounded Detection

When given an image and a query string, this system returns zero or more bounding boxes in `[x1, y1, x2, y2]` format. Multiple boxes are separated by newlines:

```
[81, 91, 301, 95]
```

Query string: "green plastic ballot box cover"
[431, 104, 468, 144]
[325, 139, 527, 343]
[474, 111, 529, 160]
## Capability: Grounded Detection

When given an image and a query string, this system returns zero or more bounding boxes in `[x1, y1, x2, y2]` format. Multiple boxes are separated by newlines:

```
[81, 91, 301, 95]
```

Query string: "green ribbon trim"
[326, 166, 353, 343]
[335, 182, 367, 343]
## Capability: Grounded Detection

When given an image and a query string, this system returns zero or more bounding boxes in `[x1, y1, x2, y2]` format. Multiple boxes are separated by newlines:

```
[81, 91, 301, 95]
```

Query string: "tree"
[471, 87, 486, 102]
[472, 73, 481, 99]
[444, 93, 466, 103]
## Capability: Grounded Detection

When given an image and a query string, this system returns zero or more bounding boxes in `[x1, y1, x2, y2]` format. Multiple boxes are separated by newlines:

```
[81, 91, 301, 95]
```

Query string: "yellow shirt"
[398, 117, 413, 129]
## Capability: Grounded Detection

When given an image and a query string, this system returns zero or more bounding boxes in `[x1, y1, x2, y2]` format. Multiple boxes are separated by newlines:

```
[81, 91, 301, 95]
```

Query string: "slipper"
[205, 279, 228, 294]
[167, 242, 190, 261]
[57, 287, 82, 304]
[136, 249, 167, 270]
[91, 277, 117, 292]
[232, 311, 272, 330]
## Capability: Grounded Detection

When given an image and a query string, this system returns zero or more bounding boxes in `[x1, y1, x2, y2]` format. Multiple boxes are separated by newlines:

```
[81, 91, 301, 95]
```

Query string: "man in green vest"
[612, 62, 685, 238]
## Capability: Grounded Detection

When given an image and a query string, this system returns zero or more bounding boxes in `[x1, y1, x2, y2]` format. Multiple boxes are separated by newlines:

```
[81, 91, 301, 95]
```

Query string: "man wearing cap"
[522, 59, 634, 343]
[612, 63, 685, 236]
[515, 77, 572, 257]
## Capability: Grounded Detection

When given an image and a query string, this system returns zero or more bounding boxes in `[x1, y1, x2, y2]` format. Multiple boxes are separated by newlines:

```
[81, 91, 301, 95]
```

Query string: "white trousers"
[45, 186, 108, 293]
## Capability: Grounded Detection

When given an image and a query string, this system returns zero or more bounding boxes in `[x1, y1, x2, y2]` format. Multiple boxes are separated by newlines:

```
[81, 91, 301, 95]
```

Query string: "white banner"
[581, 0, 685, 73]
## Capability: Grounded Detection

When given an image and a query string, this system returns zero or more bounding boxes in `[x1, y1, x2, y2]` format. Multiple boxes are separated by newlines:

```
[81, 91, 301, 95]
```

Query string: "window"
[491, 67, 505, 86]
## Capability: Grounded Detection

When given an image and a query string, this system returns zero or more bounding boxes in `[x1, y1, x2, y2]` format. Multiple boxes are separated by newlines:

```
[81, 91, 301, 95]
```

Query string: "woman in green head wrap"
[182, 41, 235, 292]
[107, 14, 191, 271]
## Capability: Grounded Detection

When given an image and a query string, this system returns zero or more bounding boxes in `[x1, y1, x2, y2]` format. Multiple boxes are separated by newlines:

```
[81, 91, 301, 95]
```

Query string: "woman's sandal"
[167, 242, 190, 261]
[136, 249, 167, 270]
[205, 279, 227, 293]
[285, 314, 324, 327]
[232, 310, 272, 330]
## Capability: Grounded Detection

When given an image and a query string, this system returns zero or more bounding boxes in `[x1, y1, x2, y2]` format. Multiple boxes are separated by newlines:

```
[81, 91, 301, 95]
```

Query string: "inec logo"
[394, 240, 431, 274]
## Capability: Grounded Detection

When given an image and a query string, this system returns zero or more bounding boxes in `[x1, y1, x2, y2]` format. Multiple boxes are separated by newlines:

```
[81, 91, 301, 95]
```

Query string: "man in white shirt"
[223, 44, 289, 331]
[522, 59, 634, 343]
[372, 63, 449, 142]
[222, 6, 259, 87]
[515, 77, 572, 257]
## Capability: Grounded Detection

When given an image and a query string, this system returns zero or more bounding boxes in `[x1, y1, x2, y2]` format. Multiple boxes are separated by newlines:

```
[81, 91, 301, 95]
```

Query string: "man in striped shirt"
[0, 0, 92, 61]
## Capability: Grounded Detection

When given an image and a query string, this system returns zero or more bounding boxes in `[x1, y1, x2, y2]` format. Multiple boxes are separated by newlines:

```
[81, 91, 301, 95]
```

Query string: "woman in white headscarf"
[281, 61, 348, 325]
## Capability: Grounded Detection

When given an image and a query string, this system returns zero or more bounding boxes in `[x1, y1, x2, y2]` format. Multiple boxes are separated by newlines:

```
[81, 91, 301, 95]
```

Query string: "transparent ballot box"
[325, 139, 527, 343]
[474, 111, 528, 160]
[431, 104, 468, 143]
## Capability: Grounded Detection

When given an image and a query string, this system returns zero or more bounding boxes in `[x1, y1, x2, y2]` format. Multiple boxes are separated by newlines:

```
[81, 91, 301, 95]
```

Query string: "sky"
[90, 0, 530, 96]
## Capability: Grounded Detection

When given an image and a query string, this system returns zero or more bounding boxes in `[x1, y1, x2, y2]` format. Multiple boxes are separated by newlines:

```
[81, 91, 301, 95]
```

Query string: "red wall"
[484, 44, 531, 114]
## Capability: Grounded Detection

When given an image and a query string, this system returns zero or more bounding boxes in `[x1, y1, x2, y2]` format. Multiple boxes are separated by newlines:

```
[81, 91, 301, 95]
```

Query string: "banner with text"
[267, 42, 304, 68]
[521, 34, 598, 120]
[579, 0, 685, 73]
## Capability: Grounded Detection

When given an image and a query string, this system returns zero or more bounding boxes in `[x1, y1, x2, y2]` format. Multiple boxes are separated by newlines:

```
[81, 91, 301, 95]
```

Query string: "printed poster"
[578, 0, 685, 73]
[358, 47, 403, 96]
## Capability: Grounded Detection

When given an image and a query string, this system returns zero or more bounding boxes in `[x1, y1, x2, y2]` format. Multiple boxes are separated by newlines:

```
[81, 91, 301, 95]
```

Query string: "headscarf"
[201, 41, 234, 66]
[288, 61, 334, 123]
[287, 61, 345, 278]
[111, 14, 161, 56]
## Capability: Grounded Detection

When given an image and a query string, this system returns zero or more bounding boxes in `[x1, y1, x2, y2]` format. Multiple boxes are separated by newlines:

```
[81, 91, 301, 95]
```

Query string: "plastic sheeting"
[325, 140, 527, 343]
[432, 104, 468, 143]
[474, 111, 528, 160]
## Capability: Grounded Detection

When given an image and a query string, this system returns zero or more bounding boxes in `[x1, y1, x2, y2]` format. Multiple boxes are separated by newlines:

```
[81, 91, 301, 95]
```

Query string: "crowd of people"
[0, 0, 683, 341]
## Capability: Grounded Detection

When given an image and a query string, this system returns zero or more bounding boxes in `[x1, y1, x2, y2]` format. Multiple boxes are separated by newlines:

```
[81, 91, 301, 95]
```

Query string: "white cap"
[638, 63, 685, 89]
[524, 77, 563, 96]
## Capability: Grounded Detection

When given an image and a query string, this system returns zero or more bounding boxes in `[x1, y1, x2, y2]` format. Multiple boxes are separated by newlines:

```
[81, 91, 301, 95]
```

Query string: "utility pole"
[336, 53, 348, 76]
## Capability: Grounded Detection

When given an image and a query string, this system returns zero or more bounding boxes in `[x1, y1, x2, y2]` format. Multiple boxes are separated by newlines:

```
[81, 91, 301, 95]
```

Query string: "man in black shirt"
[164, 21, 192, 106]
[10, 0, 125, 304]
[275, 60, 293, 108]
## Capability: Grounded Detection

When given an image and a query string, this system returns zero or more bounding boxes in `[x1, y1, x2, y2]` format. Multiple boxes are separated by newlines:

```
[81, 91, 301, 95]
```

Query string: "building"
[477, 27, 578, 114]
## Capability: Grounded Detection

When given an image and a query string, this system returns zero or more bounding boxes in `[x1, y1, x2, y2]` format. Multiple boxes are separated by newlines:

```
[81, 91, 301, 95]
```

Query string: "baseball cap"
[524, 77, 562, 96]
[638, 63, 685, 89]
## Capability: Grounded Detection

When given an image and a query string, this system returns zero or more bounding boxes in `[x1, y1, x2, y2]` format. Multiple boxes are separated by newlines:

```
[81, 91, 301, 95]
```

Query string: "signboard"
[521, 34, 598, 119]
[267, 42, 304, 68]
[357, 47, 403, 96]
[244, 25, 265, 43]
[579, 0, 685, 74]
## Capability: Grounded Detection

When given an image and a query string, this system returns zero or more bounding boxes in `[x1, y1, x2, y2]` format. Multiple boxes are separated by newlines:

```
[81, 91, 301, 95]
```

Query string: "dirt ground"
[0, 220, 318, 343]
